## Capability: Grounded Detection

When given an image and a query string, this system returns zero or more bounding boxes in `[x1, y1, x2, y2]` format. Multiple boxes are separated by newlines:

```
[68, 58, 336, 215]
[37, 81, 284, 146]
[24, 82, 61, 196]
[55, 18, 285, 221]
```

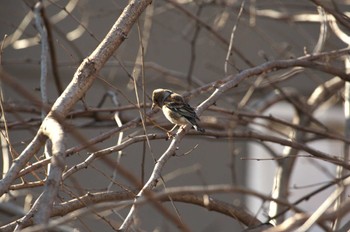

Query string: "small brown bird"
[151, 88, 205, 135]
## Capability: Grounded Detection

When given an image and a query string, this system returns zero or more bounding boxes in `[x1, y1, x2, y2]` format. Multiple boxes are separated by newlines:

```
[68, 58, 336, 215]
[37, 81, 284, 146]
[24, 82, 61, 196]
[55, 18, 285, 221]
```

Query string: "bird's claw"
[166, 131, 175, 139]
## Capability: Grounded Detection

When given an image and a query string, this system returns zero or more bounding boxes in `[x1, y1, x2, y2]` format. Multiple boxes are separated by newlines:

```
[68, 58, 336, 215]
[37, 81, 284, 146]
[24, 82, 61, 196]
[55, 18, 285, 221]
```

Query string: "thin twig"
[224, 0, 246, 75]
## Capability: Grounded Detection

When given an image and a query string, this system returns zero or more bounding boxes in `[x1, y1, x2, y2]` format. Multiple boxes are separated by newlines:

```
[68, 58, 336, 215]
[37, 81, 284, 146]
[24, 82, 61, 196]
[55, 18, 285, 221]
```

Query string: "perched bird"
[151, 88, 205, 135]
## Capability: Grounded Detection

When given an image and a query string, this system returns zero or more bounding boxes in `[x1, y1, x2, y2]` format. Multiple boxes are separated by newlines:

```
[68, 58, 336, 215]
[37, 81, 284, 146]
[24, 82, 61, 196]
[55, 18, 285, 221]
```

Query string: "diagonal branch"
[0, 0, 153, 198]
[119, 47, 350, 230]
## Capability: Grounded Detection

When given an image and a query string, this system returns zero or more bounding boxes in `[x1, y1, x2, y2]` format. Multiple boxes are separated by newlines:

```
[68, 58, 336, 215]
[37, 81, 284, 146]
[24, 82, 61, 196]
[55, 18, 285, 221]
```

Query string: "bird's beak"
[151, 103, 156, 110]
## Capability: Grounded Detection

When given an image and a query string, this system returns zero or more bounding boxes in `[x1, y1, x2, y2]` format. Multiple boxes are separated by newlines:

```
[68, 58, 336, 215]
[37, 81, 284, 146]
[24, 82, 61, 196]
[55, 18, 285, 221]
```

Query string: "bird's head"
[151, 88, 173, 110]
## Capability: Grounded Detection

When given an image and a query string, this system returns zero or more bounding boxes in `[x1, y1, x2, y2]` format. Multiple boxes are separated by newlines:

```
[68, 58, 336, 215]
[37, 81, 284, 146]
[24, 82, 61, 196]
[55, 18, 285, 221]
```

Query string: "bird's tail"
[193, 125, 205, 133]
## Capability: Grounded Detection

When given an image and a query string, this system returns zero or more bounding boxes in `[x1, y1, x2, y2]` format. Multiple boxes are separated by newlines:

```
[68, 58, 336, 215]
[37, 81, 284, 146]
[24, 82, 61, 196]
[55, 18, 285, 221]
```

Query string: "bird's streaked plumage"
[152, 88, 205, 133]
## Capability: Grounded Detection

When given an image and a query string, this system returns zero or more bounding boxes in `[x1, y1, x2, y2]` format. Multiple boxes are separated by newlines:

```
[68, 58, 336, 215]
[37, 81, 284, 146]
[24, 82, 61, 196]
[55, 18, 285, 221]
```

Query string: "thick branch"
[32, 117, 66, 225]
[0, 0, 152, 198]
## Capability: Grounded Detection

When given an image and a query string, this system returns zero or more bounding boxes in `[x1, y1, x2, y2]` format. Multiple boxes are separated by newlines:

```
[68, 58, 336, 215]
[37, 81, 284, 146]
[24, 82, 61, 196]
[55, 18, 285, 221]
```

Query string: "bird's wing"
[165, 101, 200, 121]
